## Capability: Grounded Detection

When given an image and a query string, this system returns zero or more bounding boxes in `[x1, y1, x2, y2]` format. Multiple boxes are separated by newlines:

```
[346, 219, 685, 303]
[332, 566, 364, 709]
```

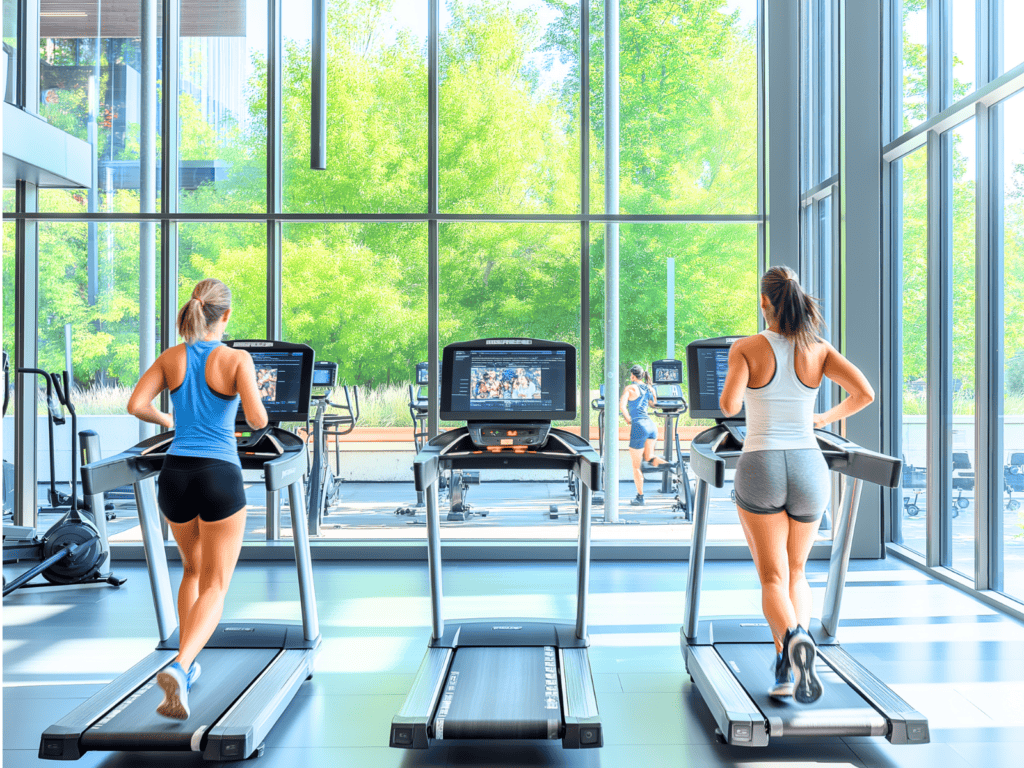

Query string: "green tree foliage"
[22, 0, 762, 396]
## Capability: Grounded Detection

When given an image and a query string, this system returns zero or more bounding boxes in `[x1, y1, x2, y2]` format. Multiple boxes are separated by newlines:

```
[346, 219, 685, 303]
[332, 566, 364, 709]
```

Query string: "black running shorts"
[157, 455, 247, 524]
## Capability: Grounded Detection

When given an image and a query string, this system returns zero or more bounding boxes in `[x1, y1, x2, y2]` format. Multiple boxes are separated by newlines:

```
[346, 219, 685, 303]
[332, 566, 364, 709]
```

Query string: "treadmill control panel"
[467, 422, 551, 449]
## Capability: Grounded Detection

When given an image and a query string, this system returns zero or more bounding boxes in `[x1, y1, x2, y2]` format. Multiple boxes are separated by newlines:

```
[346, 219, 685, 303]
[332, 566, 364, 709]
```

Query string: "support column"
[139, 0, 158, 442]
[767, 0, 800, 269]
[13, 181, 39, 529]
[603, 0, 620, 522]
[843, 0, 884, 557]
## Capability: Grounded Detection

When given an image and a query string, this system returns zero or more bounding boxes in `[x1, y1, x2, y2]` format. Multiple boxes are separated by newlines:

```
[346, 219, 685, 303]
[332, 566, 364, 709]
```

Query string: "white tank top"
[742, 330, 820, 453]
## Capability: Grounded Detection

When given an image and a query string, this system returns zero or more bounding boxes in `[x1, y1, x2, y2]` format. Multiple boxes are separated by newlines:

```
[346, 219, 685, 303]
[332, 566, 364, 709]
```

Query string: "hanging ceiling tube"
[311, 0, 327, 170]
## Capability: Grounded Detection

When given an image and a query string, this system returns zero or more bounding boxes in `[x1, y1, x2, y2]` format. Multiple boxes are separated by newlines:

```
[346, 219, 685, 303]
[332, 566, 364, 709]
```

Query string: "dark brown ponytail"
[760, 266, 825, 352]
[629, 364, 651, 386]
[178, 278, 232, 344]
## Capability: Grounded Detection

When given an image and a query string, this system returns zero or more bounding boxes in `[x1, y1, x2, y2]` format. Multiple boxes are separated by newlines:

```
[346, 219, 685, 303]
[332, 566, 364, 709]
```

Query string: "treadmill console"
[686, 336, 746, 420]
[441, 338, 576, 449]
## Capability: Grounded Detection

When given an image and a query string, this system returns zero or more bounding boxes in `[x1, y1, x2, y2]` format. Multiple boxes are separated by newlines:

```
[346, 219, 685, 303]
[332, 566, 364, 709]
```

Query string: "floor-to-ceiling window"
[5, 0, 766, 546]
[886, 0, 1024, 615]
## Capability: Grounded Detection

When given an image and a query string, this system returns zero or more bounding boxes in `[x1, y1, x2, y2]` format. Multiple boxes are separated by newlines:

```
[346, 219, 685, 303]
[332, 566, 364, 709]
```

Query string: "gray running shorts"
[733, 449, 830, 523]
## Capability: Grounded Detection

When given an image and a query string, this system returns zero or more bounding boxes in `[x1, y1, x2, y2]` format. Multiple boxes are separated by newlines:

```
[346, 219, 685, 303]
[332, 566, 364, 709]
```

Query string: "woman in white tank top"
[718, 266, 875, 703]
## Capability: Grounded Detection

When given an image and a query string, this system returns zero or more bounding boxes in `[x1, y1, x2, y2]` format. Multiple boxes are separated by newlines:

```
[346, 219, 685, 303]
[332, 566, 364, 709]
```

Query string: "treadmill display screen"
[651, 359, 683, 384]
[686, 337, 745, 420]
[225, 341, 314, 424]
[441, 339, 576, 422]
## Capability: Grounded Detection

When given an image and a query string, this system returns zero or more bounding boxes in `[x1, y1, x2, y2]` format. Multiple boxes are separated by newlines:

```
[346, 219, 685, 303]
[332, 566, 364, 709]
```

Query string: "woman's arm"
[719, 342, 749, 417]
[814, 343, 875, 428]
[127, 352, 174, 429]
[235, 351, 269, 430]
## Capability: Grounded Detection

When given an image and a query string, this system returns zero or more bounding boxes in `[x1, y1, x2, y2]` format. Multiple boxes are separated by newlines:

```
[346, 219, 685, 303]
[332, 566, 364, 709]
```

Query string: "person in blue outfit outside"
[127, 278, 269, 720]
[619, 364, 677, 506]
[718, 265, 875, 704]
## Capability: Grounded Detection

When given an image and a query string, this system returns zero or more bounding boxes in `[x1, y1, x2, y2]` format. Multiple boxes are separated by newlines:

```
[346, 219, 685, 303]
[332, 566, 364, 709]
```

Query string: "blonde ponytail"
[177, 278, 232, 344]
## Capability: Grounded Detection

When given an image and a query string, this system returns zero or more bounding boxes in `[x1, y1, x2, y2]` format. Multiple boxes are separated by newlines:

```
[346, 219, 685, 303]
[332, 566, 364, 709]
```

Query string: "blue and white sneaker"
[156, 662, 190, 720]
[186, 661, 201, 690]
[769, 651, 794, 698]
[787, 626, 823, 704]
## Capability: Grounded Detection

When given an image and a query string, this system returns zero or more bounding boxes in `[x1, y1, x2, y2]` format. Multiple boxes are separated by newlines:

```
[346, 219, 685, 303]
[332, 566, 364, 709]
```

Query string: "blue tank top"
[627, 383, 653, 421]
[167, 341, 241, 467]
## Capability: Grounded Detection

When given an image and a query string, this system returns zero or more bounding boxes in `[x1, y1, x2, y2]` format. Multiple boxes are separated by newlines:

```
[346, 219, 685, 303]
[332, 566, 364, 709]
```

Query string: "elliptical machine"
[306, 360, 360, 536]
[3, 367, 124, 596]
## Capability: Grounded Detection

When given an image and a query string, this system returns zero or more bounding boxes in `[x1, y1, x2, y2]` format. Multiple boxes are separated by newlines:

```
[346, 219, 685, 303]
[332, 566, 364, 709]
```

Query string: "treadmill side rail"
[559, 648, 602, 748]
[39, 651, 176, 761]
[391, 647, 453, 749]
[816, 645, 930, 745]
[685, 646, 768, 747]
[204, 647, 320, 761]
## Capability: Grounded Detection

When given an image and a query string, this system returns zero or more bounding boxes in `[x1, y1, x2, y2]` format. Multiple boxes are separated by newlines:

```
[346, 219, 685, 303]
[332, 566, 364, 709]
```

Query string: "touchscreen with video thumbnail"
[447, 349, 567, 415]
[238, 350, 307, 422]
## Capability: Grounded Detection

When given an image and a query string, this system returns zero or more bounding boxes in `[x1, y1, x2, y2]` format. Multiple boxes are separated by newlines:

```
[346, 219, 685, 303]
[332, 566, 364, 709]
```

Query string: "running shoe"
[786, 626, 823, 704]
[186, 661, 201, 690]
[769, 651, 794, 698]
[630, 494, 645, 506]
[156, 662, 190, 720]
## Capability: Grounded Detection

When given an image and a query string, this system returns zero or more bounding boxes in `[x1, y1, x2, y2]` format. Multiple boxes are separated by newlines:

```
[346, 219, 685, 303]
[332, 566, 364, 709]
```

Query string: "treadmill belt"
[716, 644, 887, 738]
[433, 646, 562, 740]
[81, 648, 278, 751]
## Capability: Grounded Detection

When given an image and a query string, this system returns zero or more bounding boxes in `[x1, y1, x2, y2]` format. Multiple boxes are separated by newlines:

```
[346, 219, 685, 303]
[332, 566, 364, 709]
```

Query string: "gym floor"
[4, 556, 1023, 767]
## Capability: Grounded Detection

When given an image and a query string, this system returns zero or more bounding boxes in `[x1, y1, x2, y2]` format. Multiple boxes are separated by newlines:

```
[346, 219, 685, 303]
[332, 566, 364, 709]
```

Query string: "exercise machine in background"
[645, 359, 694, 520]
[306, 360, 360, 536]
[4, 366, 124, 596]
[395, 362, 487, 521]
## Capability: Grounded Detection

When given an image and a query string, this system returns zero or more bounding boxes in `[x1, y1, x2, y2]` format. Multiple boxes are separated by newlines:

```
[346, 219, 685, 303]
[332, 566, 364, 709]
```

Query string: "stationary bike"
[3, 368, 124, 596]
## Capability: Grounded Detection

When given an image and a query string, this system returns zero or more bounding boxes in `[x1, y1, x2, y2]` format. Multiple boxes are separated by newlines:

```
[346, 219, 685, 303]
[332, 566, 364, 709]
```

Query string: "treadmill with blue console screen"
[39, 341, 320, 762]
[680, 336, 929, 747]
[390, 338, 603, 749]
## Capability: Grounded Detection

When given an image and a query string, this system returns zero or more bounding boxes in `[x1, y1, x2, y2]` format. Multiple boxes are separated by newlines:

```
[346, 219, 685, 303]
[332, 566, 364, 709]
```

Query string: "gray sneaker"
[786, 627, 823, 704]
[630, 494, 645, 506]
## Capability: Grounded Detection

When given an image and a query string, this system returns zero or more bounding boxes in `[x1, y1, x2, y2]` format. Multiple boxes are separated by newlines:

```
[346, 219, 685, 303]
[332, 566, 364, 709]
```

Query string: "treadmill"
[390, 338, 603, 750]
[680, 336, 929, 747]
[39, 341, 320, 762]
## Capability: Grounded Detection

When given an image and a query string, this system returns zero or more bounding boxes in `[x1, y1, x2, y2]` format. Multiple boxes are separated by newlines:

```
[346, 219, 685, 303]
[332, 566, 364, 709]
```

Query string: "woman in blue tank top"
[718, 266, 875, 704]
[127, 279, 268, 721]
[619, 364, 677, 506]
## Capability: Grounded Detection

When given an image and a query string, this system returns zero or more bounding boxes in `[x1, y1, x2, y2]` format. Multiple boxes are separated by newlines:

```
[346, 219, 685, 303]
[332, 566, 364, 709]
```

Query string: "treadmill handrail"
[687, 425, 902, 489]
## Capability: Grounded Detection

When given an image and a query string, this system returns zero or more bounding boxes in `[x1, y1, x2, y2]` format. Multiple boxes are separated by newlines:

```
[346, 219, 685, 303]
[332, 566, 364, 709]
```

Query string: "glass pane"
[282, 1, 427, 213]
[439, 0, 579, 214]
[898, 146, 928, 556]
[280, 222, 426, 540]
[178, 0, 268, 213]
[900, 0, 927, 132]
[802, 0, 835, 189]
[602, 223, 758, 536]
[951, 0, 975, 98]
[610, 0, 758, 215]
[1002, 93, 1024, 601]
[950, 118, 976, 578]
[440, 222, 580, 532]
[2, 222, 13, 362]
[32, 223, 159, 535]
[38, 1, 162, 214]
[178, 223, 267, 343]
[3, 0, 15, 105]
[1003, 0, 1024, 76]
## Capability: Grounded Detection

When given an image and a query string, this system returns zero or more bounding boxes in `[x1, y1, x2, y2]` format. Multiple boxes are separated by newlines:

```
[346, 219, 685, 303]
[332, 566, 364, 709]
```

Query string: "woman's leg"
[171, 508, 248, 672]
[737, 508, 798, 653]
[787, 515, 823, 630]
[167, 517, 203, 636]
[643, 437, 671, 466]
[629, 447, 644, 495]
